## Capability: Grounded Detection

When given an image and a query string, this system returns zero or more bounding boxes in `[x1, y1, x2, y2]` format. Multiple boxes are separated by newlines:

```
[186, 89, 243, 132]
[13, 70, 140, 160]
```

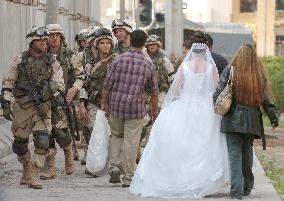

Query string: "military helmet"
[87, 25, 101, 43]
[46, 24, 64, 37]
[111, 19, 133, 34]
[94, 28, 114, 47]
[75, 28, 88, 42]
[146, 35, 161, 47]
[26, 26, 49, 44]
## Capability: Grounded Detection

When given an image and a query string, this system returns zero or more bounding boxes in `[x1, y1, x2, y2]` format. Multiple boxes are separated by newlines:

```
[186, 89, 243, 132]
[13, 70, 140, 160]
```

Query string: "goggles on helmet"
[26, 27, 49, 38]
[111, 19, 132, 29]
[147, 35, 159, 43]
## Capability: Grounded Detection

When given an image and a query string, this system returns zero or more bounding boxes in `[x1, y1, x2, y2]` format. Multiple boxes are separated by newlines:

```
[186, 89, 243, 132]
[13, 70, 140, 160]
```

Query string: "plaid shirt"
[103, 49, 159, 119]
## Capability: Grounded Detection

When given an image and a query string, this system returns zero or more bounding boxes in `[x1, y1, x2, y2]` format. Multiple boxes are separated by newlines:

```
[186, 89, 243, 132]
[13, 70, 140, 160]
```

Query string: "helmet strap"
[29, 43, 45, 57]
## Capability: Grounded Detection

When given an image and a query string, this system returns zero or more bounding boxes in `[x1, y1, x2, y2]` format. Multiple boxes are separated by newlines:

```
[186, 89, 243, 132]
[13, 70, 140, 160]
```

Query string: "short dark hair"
[130, 30, 147, 48]
[183, 40, 191, 50]
[204, 33, 213, 48]
[190, 31, 208, 45]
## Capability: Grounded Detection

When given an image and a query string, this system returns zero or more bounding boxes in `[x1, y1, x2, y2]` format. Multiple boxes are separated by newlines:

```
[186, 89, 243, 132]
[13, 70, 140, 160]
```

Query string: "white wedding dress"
[129, 43, 230, 198]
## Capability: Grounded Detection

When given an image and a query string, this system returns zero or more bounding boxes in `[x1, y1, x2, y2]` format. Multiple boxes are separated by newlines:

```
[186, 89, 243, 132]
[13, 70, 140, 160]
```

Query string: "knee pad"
[12, 137, 29, 156]
[33, 131, 49, 154]
[54, 128, 72, 148]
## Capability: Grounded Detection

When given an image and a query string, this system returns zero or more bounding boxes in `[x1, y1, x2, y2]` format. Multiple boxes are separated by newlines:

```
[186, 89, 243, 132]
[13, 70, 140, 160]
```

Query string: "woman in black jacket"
[213, 44, 279, 200]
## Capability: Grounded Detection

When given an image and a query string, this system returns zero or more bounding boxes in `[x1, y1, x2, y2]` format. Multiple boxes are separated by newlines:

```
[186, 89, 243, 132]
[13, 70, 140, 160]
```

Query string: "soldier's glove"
[1, 100, 12, 121]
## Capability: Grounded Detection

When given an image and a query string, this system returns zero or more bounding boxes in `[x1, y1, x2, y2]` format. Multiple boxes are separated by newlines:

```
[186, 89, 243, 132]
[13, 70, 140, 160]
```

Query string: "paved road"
[0, 148, 282, 201]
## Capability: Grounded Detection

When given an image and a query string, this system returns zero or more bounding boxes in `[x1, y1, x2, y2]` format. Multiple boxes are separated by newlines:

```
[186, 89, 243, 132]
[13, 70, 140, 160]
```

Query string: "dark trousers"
[226, 132, 254, 197]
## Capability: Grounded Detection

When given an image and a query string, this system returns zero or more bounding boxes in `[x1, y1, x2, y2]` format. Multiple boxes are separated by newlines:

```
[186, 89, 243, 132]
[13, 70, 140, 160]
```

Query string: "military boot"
[81, 147, 87, 165]
[40, 149, 57, 180]
[63, 144, 75, 175]
[73, 143, 80, 161]
[17, 152, 32, 185]
[28, 162, 43, 189]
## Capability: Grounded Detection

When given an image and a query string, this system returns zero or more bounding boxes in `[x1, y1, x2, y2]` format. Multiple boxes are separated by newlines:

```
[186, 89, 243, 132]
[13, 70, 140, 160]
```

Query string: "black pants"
[226, 132, 254, 197]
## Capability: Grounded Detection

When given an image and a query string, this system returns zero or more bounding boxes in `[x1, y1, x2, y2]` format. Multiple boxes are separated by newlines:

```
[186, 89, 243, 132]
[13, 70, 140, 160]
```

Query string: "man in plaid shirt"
[101, 30, 159, 187]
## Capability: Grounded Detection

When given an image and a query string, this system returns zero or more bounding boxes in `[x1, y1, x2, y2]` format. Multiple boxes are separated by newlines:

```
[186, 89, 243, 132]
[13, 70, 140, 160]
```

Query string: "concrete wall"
[0, 0, 100, 160]
[0, 0, 100, 85]
[257, 0, 276, 56]
[184, 0, 232, 23]
[231, 0, 276, 56]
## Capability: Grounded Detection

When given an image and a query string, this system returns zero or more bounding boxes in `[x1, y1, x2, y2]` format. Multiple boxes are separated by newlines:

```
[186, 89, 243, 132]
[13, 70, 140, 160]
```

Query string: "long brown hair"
[230, 44, 271, 107]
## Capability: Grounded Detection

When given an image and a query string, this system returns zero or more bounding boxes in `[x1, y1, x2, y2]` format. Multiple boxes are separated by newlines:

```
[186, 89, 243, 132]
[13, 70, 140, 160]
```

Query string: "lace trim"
[191, 43, 208, 50]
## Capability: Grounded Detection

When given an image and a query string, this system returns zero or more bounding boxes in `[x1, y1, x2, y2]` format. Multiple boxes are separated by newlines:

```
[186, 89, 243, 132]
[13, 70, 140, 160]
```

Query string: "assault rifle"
[59, 91, 80, 141]
[18, 54, 49, 130]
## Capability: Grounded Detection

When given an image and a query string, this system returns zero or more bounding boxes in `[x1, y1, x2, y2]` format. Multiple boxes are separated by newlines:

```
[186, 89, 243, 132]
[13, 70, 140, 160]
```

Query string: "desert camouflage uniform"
[74, 46, 98, 165]
[40, 24, 84, 180]
[2, 48, 65, 189]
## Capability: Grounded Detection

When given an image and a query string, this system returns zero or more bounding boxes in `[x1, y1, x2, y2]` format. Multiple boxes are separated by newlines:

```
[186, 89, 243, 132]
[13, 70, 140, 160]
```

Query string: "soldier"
[139, 35, 175, 148]
[146, 35, 174, 105]
[79, 28, 117, 176]
[71, 25, 101, 166]
[71, 28, 88, 161]
[111, 19, 151, 64]
[111, 19, 133, 54]
[1, 26, 64, 189]
[40, 24, 84, 180]
[74, 28, 88, 54]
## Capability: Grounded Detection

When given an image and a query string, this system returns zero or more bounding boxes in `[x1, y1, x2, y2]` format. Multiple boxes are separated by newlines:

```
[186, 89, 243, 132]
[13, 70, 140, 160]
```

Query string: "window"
[275, 35, 284, 56]
[276, 0, 284, 11]
[240, 0, 257, 13]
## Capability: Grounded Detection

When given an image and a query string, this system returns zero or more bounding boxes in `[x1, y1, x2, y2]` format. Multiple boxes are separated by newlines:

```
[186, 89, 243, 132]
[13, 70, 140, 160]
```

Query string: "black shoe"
[231, 195, 242, 200]
[85, 169, 99, 177]
[122, 184, 130, 188]
[85, 169, 93, 176]
[74, 155, 80, 161]
[136, 158, 140, 164]
[109, 170, 121, 184]
[243, 189, 251, 196]
[81, 159, 86, 165]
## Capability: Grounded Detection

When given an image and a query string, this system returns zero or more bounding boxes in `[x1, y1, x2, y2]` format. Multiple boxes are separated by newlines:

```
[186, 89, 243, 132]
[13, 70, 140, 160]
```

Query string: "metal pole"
[120, 0, 125, 19]
[264, 0, 267, 56]
[135, 0, 140, 29]
[165, 0, 183, 56]
[46, 0, 59, 24]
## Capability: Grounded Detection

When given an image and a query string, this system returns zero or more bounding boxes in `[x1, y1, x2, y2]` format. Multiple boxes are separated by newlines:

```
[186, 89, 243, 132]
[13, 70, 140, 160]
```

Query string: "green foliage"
[262, 57, 284, 112]
[262, 115, 284, 128]
[258, 154, 284, 200]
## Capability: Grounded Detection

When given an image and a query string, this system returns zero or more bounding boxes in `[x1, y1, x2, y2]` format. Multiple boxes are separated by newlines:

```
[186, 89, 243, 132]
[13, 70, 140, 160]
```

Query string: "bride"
[129, 42, 230, 198]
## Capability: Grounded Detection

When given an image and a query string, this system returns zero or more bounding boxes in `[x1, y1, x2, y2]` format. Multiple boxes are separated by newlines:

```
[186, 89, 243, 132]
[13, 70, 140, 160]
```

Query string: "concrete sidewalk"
[0, 148, 282, 201]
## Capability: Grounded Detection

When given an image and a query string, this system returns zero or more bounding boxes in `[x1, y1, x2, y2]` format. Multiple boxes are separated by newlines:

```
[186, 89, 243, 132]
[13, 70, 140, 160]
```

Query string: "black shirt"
[211, 51, 228, 76]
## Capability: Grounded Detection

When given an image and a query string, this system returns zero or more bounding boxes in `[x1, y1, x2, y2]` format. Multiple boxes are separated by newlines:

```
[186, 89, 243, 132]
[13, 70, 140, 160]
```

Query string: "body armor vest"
[150, 52, 169, 92]
[84, 53, 116, 106]
[15, 51, 53, 98]
[52, 47, 74, 92]
[112, 42, 130, 55]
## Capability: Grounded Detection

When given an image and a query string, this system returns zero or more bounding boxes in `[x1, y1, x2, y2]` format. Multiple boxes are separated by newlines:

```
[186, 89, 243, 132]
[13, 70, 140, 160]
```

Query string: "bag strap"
[228, 66, 234, 86]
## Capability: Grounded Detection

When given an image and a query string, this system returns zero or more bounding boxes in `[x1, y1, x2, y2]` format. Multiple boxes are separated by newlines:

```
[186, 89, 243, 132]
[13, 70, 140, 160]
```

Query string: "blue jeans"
[226, 132, 254, 197]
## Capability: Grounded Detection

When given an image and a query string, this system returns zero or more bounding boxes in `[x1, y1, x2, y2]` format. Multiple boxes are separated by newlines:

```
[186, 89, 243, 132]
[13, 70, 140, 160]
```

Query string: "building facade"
[185, 0, 284, 57]
[0, 0, 100, 80]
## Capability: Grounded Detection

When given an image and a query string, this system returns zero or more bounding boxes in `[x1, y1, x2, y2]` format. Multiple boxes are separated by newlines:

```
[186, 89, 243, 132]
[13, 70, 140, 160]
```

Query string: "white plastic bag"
[86, 110, 111, 175]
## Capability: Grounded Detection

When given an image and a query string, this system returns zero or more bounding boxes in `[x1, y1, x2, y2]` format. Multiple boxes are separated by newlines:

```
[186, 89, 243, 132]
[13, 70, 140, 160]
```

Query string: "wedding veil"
[161, 43, 219, 109]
